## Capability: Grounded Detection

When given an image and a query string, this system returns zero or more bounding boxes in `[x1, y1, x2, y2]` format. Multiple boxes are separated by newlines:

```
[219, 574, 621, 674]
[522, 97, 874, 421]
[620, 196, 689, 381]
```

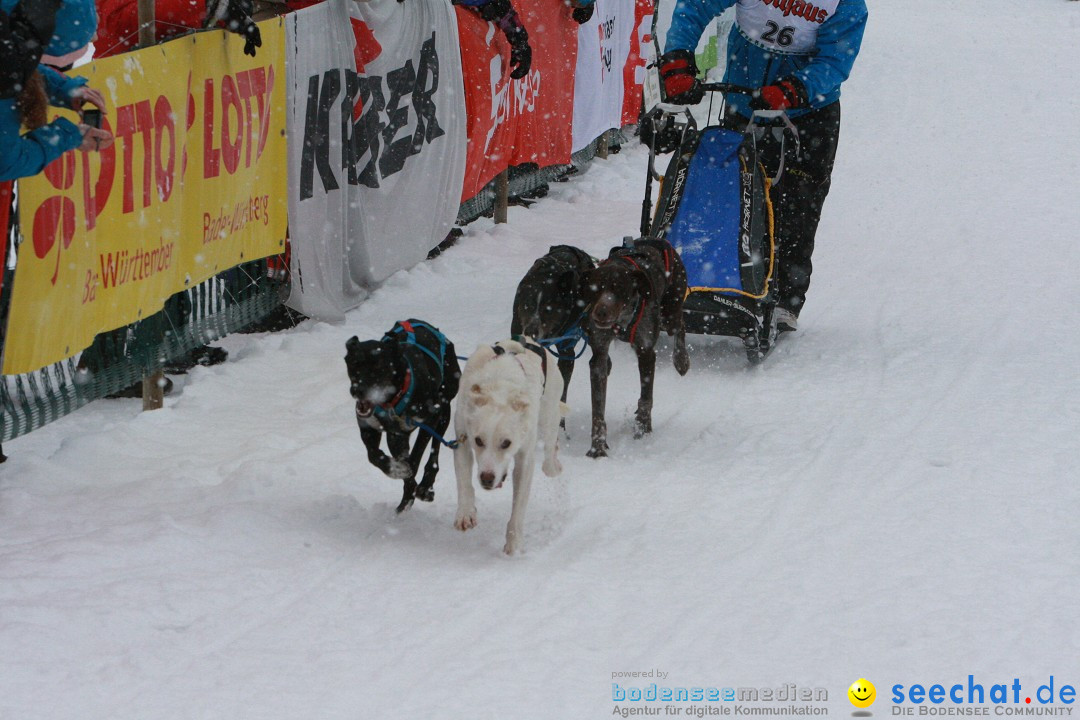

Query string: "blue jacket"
[665, 0, 867, 119]
[0, 66, 85, 181]
[0, 0, 95, 180]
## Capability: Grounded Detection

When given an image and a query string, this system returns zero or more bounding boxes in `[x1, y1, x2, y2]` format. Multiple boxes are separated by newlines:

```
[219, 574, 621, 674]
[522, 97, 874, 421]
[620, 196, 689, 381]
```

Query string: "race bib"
[735, 0, 840, 54]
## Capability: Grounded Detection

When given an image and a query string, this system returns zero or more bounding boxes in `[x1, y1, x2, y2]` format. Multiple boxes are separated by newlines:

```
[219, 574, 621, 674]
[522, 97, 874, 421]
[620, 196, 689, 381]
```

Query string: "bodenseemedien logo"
[610, 679, 830, 716]
[849, 679, 876, 709]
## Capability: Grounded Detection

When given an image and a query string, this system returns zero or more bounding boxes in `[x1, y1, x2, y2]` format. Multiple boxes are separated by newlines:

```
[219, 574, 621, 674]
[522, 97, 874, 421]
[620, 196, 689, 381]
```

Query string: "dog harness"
[600, 243, 677, 343]
[494, 338, 550, 390]
[375, 320, 451, 422]
[535, 312, 589, 361]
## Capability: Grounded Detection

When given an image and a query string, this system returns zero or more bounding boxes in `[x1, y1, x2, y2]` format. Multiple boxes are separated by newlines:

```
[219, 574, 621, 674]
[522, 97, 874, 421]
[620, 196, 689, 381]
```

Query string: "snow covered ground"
[3, 2, 1079, 718]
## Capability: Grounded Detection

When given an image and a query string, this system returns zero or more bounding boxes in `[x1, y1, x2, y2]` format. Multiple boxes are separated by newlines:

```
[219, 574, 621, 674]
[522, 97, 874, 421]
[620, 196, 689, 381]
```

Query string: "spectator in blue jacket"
[660, 0, 868, 331]
[0, 0, 112, 181]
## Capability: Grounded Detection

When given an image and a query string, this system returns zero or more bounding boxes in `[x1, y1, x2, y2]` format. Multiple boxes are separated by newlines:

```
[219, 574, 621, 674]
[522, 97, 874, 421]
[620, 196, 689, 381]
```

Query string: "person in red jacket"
[94, 0, 260, 58]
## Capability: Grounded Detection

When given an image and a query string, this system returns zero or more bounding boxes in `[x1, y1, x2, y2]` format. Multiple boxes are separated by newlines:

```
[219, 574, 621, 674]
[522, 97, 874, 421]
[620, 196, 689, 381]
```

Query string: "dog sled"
[639, 83, 798, 364]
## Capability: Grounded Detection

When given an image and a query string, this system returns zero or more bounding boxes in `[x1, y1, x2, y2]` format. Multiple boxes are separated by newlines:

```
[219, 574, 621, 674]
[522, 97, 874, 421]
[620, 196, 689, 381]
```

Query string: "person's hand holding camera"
[70, 85, 107, 115]
[77, 124, 113, 153]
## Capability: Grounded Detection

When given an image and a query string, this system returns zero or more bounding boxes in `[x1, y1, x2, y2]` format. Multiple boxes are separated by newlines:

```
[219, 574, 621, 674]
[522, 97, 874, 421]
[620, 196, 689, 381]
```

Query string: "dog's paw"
[415, 486, 434, 502]
[633, 420, 652, 439]
[586, 445, 608, 459]
[387, 459, 412, 479]
[542, 455, 562, 477]
[503, 537, 520, 555]
[454, 507, 477, 531]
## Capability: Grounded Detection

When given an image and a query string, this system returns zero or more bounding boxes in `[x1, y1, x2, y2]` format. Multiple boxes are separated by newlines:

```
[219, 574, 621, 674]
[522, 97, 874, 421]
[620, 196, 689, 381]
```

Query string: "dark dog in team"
[345, 319, 461, 513]
[581, 238, 690, 458]
[511, 244, 596, 407]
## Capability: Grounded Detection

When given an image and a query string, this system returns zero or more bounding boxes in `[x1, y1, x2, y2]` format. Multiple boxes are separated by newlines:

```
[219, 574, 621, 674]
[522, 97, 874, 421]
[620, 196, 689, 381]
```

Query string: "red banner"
[457, 6, 516, 201]
[457, 2, 578, 202]
[508, 1, 577, 167]
[622, 0, 652, 125]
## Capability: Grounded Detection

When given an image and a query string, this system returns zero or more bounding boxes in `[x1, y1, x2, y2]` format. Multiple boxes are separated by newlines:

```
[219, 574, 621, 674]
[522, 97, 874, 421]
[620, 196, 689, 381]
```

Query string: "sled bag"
[664, 127, 773, 299]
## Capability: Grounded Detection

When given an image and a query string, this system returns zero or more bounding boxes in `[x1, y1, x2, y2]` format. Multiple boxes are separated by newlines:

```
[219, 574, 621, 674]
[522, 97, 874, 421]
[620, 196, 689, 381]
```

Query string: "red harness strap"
[381, 368, 412, 414]
[626, 298, 648, 343]
[599, 255, 653, 344]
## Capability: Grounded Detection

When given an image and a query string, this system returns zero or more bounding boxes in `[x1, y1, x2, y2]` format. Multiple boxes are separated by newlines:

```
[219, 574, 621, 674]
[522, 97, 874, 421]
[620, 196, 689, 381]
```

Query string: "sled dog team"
[344, 238, 689, 555]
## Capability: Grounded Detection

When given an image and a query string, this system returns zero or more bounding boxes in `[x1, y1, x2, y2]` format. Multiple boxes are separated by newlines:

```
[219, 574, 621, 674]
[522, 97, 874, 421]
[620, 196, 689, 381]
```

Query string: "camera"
[82, 108, 102, 129]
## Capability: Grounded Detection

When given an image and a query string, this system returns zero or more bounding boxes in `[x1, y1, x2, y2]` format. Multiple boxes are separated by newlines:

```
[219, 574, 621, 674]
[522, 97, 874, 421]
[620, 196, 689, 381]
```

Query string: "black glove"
[658, 49, 703, 105]
[205, 0, 261, 57]
[571, 2, 594, 24]
[505, 24, 531, 79]
[477, 0, 531, 80]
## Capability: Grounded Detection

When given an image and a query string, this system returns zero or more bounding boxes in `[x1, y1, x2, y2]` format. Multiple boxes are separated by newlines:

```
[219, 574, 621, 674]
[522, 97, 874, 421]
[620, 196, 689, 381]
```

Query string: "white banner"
[285, 0, 466, 320]
[571, 0, 635, 152]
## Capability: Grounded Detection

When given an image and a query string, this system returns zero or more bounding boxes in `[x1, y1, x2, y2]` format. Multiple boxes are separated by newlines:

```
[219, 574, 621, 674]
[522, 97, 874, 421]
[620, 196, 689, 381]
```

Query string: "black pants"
[730, 102, 841, 315]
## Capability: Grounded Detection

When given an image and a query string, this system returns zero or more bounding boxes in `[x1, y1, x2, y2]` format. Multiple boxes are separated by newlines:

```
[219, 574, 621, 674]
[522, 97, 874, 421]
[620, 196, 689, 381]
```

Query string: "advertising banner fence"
[457, 1, 577, 202]
[285, 0, 466, 321]
[622, 0, 653, 125]
[572, 0, 635, 152]
[4, 19, 288, 375]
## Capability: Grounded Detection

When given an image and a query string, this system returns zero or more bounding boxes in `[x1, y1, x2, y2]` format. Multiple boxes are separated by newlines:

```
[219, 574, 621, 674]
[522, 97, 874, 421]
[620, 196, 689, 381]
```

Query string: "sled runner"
[639, 83, 798, 364]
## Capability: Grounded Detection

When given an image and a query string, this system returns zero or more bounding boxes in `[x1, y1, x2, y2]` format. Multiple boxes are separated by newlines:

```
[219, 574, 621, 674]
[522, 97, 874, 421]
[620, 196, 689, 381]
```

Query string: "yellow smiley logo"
[848, 678, 876, 708]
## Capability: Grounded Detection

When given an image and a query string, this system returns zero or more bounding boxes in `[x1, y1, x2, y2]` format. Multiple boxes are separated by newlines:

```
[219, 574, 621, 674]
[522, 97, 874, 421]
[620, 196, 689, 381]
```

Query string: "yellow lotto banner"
[3, 19, 287, 375]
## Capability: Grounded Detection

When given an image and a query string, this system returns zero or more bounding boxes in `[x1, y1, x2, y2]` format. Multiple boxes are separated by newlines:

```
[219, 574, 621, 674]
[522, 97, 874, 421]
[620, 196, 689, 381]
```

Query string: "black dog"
[581, 239, 690, 458]
[344, 319, 461, 513]
[511, 244, 596, 407]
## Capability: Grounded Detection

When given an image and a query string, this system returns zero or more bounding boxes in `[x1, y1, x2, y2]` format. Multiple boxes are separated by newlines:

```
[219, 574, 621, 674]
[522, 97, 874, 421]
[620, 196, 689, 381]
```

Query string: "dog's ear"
[345, 336, 361, 360]
[558, 269, 577, 294]
[633, 265, 654, 302]
[580, 268, 599, 301]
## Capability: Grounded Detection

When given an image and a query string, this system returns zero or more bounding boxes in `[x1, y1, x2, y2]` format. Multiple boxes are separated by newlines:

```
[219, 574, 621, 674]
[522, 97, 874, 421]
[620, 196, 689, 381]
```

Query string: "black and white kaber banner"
[285, 0, 466, 320]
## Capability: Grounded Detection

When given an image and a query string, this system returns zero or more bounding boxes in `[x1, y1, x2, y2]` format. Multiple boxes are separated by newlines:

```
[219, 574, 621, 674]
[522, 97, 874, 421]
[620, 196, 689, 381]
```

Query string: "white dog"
[453, 338, 566, 555]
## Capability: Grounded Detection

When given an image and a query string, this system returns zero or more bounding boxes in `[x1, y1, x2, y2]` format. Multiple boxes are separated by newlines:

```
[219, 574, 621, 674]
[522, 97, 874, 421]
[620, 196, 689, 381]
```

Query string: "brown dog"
[582, 238, 690, 458]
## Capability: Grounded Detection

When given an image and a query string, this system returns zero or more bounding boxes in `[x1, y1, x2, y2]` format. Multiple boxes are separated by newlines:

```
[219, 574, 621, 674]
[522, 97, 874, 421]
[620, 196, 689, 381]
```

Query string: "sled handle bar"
[654, 83, 756, 113]
[699, 82, 754, 96]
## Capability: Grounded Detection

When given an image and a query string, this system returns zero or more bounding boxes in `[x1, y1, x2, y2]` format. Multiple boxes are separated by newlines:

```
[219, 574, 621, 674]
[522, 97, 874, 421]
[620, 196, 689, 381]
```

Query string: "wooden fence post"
[142, 374, 164, 411]
[137, 0, 163, 410]
[494, 170, 508, 224]
[137, 0, 155, 48]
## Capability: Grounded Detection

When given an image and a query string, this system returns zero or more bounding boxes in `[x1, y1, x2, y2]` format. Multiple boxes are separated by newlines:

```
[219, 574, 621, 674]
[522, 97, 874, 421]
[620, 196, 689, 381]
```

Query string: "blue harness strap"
[382, 320, 448, 382]
[535, 312, 589, 361]
[374, 320, 450, 423]
[407, 419, 460, 449]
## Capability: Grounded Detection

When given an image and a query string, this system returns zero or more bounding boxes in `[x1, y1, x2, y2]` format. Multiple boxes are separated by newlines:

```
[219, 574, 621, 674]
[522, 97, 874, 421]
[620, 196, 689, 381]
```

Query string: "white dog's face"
[464, 382, 535, 490]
